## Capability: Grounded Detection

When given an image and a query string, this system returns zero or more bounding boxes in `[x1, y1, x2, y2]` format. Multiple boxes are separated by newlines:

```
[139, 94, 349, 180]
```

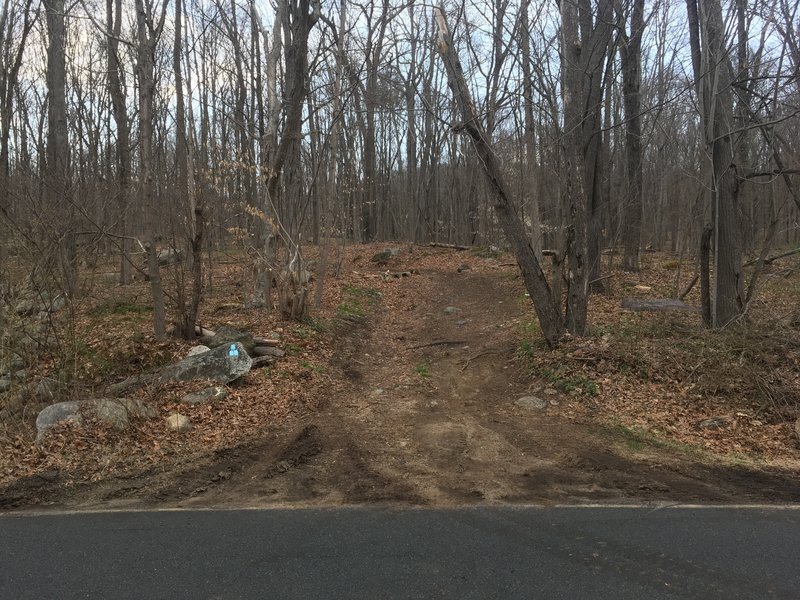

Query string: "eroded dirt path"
[163, 264, 800, 508]
[10, 256, 800, 511]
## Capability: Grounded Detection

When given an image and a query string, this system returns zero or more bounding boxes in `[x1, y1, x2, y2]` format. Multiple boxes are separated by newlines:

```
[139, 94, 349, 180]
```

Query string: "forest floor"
[1, 243, 800, 509]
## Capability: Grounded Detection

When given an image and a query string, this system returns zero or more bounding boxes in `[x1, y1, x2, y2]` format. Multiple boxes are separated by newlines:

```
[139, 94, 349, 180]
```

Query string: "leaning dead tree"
[433, 6, 565, 347]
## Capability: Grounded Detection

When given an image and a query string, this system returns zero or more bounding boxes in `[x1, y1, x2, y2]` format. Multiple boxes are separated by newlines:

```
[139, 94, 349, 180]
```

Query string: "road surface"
[1, 506, 797, 599]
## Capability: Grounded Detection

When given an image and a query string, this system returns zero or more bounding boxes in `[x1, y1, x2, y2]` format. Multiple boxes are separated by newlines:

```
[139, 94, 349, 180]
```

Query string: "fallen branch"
[408, 340, 468, 350]
[679, 274, 699, 300]
[429, 242, 469, 250]
[621, 298, 700, 313]
[590, 272, 616, 285]
[743, 247, 800, 267]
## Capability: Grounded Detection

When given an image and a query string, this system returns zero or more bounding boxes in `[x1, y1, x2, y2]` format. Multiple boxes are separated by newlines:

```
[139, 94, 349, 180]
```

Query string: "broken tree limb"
[621, 298, 700, 313]
[743, 247, 800, 267]
[679, 274, 699, 300]
[428, 242, 469, 250]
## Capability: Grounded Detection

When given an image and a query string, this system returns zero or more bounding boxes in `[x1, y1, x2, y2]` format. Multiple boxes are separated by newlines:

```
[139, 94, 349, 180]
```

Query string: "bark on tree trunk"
[620, 0, 644, 272]
[135, 0, 168, 338]
[44, 0, 77, 297]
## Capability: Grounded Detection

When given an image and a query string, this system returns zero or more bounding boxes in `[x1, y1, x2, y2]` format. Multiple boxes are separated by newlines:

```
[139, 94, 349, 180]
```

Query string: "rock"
[36, 401, 83, 442]
[120, 398, 157, 419]
[181, 386, 228, 405]
[35, 398, 155, 441]
[543, 388, 559, 396]
[166, 413, 191, 432]
[14, 298, 38, 316]
[250, 356, 275, 369]
[455, 319, 469, 326]
[14, 369, 27, 381]
[252, 346, 285, 358]
[0, 354, 24, 376]
[186, 345, 211, 357]
[0, 378, 11, 393]
[92, 399, 131, 430]
[159, 341, 252, 384]
[695, 416, 734, 430]
[515, 396, 548, 410]
[371, 250, 393, 265]
[157, 247, 182, 266]
[370, 388, 384, 398]
[36, 378, 59, 401]
[46, 295, 66, 313]
[443, 306, 460, 314]
[206, 326, 255, 354]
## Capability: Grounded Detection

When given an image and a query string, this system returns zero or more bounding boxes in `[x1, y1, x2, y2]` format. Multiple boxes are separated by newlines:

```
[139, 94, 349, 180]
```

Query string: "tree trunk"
[620, 0, 644, 272]
[44, 0, 77, 297]
[434, 7, 565, 347]
[135, 0, 167, 338]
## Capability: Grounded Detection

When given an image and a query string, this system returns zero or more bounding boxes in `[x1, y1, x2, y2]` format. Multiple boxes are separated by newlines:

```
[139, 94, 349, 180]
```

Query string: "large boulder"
[35, 398, 157, 442]
[206, 326, 255, 355]
[91, 398, 157, 430]
[160, 341, 252, 384]
[35, 401, 82, 442]
[186, 345, 211, 358]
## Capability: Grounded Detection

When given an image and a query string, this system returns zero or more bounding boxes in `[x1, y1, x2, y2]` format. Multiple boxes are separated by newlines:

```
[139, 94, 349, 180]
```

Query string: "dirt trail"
[163, 265, 800, 508]
[10, 260, 800, 510]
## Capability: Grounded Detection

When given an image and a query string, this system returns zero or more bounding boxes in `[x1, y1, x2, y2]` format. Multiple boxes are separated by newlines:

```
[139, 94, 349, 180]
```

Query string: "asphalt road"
[1, 505, 797, 599]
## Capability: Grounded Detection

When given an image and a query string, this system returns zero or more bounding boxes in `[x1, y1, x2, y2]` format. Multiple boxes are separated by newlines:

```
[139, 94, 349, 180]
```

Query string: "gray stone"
[119, 398, 157, 419]
[36, 378, 59, 401]
[0, 354, 24, 376]
[207, 326, 255, 354]
[543, 388, 559, 396]
[455, 319, 469, 326]
[253, 346, 285, 358]
[91, 398, 156, 429]
[186, 345, 211, 357]
[371, 250, 392, 264]
[92, 399, 131, 430]
[515, 396, 548, 410]
[160, 341, 252, 384]
[157, 247, 182, 266]
[36, 401, 83, 442]
[181, 386, 228, 405]
[166, 413, 191, 432]
[695, 416, 734, 430]
[443, 306, 460, 314]
[0, 378, 11, 393]
[14, 369, 27, 381]
[250, 356, 275, 369]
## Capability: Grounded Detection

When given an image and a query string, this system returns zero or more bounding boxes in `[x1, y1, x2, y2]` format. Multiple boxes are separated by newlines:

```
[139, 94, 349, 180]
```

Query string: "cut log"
[621, 298, 700, 313]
